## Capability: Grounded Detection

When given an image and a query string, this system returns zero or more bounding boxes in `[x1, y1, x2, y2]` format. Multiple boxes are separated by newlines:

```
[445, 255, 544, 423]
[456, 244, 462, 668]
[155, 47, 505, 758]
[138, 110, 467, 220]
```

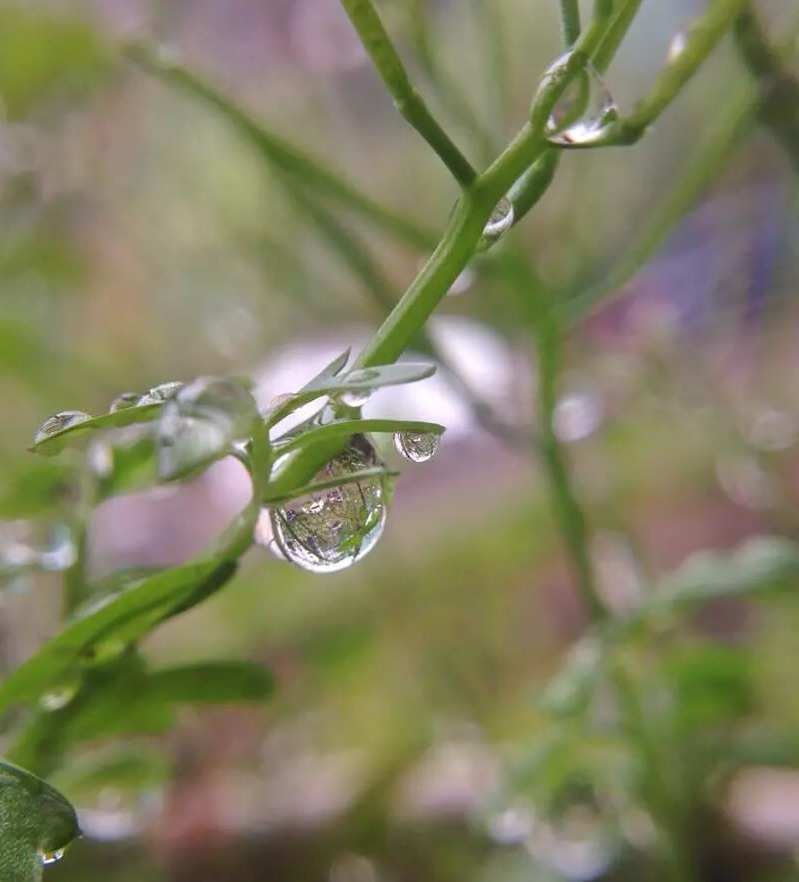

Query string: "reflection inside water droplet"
[393, 431, 440, 463]
[340, 389, 371, 409]
[138, 381, 184, 405]
[546, 61, 619, 147]
[478, 197, 514, 251]
[667, 30, 688, 62]
[40, 848, 66, 865]
[34, 411, 91, 445]
[109, 392, 141, 413]
[261, 435, 387, 574]
[40, 679, 80, 712]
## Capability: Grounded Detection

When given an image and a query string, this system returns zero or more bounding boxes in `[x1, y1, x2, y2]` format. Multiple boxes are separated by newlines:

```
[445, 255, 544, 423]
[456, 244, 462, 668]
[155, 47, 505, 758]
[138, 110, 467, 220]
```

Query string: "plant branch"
[338, 0, 478, 187]
[592, 0, 645, 73]
[602, 0, 749, 146]
[559, 0, 582, 47]
[124, 42, 438, 251]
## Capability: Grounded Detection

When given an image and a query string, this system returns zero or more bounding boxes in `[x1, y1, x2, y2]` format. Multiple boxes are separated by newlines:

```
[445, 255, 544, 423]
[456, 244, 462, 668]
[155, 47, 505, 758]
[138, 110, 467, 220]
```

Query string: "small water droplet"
[488, 804, 535, 845]
[40, 848, 66, 865]
[138, 381, 184, 405]
[82, 639, 128, 667]
[553, 389, 603, 443]
[261, 435, 388, 573]
[447, 267, 475, 297]
[667, 30, 688, 63]
[340, 389, 372, 409]
[393, 431, 440, 463]
[527, 802, 617, 881]
[87, 440, 114, 478]
[477, 197, 514, 251]
[546, 61, 619, 147]
[109, 392, 142, 412]
[38, 525, 77, 571]
[34, 411, 91, 445]
[40, 679, 80, 712]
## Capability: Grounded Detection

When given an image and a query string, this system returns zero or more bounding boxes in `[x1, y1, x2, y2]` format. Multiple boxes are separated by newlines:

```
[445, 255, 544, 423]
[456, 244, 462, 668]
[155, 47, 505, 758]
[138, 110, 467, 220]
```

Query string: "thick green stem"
[338, 0, 478, 187]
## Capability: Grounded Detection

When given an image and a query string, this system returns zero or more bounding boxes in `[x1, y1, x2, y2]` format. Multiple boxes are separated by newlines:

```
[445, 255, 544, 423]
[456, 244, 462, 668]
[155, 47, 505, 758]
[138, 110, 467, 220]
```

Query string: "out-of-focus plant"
[2, 1, 799, 879]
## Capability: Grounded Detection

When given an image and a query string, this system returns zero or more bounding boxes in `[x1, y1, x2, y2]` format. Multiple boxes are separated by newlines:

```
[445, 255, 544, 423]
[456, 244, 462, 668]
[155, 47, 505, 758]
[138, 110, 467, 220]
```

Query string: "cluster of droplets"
[545, 59, 619, 147]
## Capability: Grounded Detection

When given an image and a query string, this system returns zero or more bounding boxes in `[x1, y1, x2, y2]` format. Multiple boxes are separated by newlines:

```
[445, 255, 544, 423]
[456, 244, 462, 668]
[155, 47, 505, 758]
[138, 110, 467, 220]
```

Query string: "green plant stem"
[560, 78, 757, 323]
[609, 0, 749, 145]
[124, 42, 437, 252]
[338, 0, 478, 187]
[508, 150, 560, 226]
[610, 662, 697, 882]
[592, 0, 645, 73]
[535, 312, 606, 621]
[559, 0, 582, 47]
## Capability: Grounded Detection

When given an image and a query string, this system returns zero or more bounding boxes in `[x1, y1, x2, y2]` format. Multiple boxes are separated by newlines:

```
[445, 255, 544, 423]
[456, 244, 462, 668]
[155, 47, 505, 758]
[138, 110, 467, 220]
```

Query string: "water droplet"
[553, 389, 603, 442]
[477, 197, 514, 251]
[40, 848, 66, 865]
[340, 389, 371, 409]
[447, 267, 475, 297]
[546, 61, 619, 147]
[667, 30, 688, 63]
[527, 802, 617, 881]
[263, 435, 388, 573]
[38, 525, 77, 571]
[87, 440, 114, 478]
[82, 639, 128, 667]
[393, 431, 440, 463]
[40, 679, 80, 712]
[109, 392, 141, 412]
[138, 381, 184, 405]
[157, 378, 253, 480]
[34, 411, 91, 445]
[488, 804, 535, 845]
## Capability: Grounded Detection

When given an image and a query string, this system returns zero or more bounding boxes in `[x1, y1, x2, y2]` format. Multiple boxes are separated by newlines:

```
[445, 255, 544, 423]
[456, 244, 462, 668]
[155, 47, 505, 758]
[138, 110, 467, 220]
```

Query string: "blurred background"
[3, 0, 799, 879]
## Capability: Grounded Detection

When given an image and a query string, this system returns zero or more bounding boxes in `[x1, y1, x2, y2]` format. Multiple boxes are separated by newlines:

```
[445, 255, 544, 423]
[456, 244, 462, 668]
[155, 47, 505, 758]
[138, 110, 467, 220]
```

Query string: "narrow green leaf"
[0, 560, 236, 715]
[0, 760, 79, 882]
[145, 661, 274, 703]
[30, 404, 161, 456]
[265, 466, 397, 504]
[274, 418, 445, 454]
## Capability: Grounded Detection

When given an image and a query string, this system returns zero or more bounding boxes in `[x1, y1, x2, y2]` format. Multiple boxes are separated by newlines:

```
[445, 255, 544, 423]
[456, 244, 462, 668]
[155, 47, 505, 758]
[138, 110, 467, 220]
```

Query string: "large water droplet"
[393, 431, 440, 463]
[40, 848, 66, 865]
[339, 389, 371, 409]
[546, 61, 619, 147]
[477, 197, 514, 251]
[263, 435, 388, 573]
[34, 411, 91, 445]
[138, 381, 184, 405]
[109, 392, 142, 412]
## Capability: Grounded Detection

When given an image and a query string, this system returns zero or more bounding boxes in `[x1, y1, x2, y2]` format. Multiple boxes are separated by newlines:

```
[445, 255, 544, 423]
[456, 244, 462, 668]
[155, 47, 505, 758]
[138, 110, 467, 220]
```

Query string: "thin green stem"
[610, 662, 697, 882]
[560, 78, 757, 323]
[124, 42, 438, 251]
[535, 312, 607, 621]
[559, 0, 582, 47]
[338, 0, 478, 187]
[592, 0, 645, 73]
[609, 0, 749, 145]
